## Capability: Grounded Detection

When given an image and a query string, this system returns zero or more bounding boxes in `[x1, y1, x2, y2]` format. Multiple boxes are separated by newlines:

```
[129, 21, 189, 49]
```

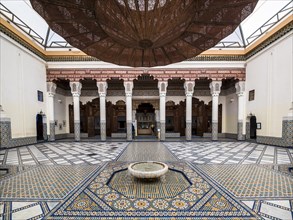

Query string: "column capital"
[158, 81, 168, 94]
[184, 81, 195, 96]
[70, 82, 82, 96]
[235, 81, 245, 96]
[209, 81, 222, 96]
[124, 81, 133, 96]
[97, 81, 108, 97]
[47, 82, 57, 96]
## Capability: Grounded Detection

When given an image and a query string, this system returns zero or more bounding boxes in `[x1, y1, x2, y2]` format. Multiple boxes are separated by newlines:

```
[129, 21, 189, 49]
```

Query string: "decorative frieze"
[47, 68, 246, 82]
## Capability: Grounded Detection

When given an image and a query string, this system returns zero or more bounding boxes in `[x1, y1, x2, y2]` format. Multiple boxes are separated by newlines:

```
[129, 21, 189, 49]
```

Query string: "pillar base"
[43, 123, 48, 141]
[100, 121, 106, 141]
[156, 122, 160, 136]
[49, 123, 55, 141]
[127, 122, 132, 141]
[246, 122, 250, 140]
[186, 122, 192, 141]
[237, 122, 245, 140]
[74, 122, 81, 141]
[160, 122, 165, 141]
[212, 122, 218, 141]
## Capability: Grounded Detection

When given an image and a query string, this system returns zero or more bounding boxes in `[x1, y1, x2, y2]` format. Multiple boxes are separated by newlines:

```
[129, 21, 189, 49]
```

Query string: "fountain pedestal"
[128, 161, 168, 179]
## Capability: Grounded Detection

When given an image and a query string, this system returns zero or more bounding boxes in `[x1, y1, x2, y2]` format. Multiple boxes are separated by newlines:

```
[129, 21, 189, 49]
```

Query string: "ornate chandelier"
[30, 0, 258, 67]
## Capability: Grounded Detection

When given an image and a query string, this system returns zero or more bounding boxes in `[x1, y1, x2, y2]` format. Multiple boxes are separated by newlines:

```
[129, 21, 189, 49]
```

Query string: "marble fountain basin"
[128, 161, 168, 179]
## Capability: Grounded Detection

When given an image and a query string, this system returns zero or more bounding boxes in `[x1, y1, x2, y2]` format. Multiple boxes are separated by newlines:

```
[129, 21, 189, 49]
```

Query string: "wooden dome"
[30, 0, 258, 67]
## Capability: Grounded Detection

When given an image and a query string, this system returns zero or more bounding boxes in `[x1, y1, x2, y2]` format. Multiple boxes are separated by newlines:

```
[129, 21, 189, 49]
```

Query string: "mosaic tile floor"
[164, 142, 293, 165]
[0, 141, 292, 219]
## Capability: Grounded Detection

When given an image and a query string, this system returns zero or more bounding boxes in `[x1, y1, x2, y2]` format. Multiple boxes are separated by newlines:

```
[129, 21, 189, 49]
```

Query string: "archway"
[36, 114, 43, 141]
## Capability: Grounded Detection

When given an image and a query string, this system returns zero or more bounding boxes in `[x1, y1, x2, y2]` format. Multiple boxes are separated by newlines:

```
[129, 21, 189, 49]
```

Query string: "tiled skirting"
[225, 133, 238, 139]
[1, 136, 37, 149]
[237, 122, 245, 140]
[246, 122, 250, 140]
[203, 133, 237, 139]
[257, 119, 292, 147]
[257, 136, 288, 147]
[211, 122, 218, 140]
[55, 133, 70, 140]
[282, 119, 293, 146]
[1, 121, 37, 148]
[186, 122, 192, 141]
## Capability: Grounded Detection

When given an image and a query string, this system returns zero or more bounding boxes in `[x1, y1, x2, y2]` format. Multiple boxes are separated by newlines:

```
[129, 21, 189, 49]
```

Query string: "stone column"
[235, 81, 246, 140]
[158, 81, 168, 141]
[209, 81, 222, 141]
[70, 82, 82, 141]
[184, 81, 195, 141]
[124, 81, 134, 141]
[97, 82, 108, 141]
[47, 82, 56, 141]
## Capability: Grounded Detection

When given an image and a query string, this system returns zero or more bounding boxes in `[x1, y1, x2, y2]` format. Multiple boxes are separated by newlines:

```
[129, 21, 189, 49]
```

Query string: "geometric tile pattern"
[197, 164, 293, 199]
[0, 165, 98, 200]
[49, 123, 55, 141]
[241, 199, 293, 220]
[0, 120, 37, 148]
[0, 165, 34, 178]
[108, 168, 191, 198]
[164, 142, 293, 165]
[0, 201, 59, 220]
[212, 122, 218, 140]
[0, 141, 292, 219]
[74, 122, 81, 141]
[47, 162, 259, 219]
[283, 119, 293, 146]
[1, 142, 128, 166]
[118, 142, 177, 162]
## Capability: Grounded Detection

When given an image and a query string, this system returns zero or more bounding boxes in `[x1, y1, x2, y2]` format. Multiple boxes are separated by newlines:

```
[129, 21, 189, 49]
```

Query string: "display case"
[136, 113, 155, 135]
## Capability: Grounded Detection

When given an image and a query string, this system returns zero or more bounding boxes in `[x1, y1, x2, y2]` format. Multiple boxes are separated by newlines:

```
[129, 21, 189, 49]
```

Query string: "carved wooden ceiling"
[30, 0, 258, 67]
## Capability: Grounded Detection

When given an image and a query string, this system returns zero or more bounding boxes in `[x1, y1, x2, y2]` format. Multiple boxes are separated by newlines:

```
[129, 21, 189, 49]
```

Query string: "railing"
[0, 3, 44, 46]
[246, 0, 293, 45]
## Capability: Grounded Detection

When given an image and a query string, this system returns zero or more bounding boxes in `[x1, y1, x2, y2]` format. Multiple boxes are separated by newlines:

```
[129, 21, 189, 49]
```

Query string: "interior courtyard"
[0, 0, 293, 219]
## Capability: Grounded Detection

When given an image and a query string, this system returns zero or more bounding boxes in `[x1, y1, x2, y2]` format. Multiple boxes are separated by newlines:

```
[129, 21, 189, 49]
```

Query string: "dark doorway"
[250, 116, 257, 139]
[36, 114, 44, 141]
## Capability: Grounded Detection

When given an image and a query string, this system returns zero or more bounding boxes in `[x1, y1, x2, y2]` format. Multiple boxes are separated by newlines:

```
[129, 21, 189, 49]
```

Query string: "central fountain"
[128, 161, 168, 179]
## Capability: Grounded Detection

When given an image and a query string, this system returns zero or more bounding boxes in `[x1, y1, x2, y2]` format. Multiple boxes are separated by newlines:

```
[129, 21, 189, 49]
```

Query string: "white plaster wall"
[224, 93, 238, 134]
[195, 96, 212, 104]
[80, 96, 99, 104]
[166, 96, 185, 105]
[53, 93, 67, 135]
[0, 35, 47, 138]
[246, 32, 293, 137]
[107, 96, 126, 105]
